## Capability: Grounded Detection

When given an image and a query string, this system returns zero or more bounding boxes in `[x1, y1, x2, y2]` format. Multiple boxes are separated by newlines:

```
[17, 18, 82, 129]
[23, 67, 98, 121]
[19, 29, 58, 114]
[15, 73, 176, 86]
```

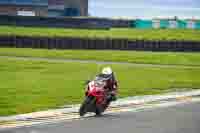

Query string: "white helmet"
[102, 67, 113, 75]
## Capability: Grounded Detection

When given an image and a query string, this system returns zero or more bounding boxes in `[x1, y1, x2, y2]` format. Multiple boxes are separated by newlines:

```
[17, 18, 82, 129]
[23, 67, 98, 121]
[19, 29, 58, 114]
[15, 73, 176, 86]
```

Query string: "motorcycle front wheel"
[79, 96, 95, 116]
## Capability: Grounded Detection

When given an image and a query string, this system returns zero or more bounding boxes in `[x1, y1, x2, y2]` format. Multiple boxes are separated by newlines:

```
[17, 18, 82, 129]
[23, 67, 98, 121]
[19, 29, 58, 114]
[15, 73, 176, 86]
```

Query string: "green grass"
[1, 48, 200, 66]
[0, 26, 200, 41]
[0, 121, 12, 125]
[0, 58, 200, 116]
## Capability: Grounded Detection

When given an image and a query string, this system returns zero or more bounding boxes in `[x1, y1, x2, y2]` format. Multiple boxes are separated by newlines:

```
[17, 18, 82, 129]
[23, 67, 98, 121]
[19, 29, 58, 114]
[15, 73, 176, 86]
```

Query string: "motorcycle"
[79, 77, 111, 116]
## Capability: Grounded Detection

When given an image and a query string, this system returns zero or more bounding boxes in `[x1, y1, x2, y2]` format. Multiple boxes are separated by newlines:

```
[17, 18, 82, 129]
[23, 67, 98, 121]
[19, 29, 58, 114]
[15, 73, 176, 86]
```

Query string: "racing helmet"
[102, 67, 113, 76]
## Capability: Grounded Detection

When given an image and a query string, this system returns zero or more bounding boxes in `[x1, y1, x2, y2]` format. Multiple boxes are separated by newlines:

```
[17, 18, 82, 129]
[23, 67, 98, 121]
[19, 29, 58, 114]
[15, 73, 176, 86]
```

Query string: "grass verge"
[0, 48, 200, 66]
[0, 58, 200, 116]
[0, 26, 200, 41]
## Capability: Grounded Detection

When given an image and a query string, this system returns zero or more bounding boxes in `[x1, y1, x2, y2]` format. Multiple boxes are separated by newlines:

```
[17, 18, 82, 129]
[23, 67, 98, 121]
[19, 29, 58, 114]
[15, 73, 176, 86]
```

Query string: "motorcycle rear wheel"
[95, 107, 102, 116]
[95, 100, 110, 116]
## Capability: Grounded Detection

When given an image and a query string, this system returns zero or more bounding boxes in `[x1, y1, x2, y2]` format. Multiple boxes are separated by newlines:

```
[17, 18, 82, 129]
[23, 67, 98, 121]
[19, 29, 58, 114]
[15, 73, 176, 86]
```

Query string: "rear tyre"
[95, 101, 110, 116]
[95, 107, 102, 116]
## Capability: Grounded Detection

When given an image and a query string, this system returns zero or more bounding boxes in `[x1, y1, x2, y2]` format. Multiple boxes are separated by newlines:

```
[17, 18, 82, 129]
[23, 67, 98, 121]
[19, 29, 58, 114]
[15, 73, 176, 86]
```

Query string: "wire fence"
[0, 36, 200, 52]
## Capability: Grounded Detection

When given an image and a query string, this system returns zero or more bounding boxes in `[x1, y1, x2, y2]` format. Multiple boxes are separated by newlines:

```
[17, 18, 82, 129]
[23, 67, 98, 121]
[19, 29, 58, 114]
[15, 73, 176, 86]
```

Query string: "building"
[152, 18, 178, 29]
[152, 17, 198, 29]
[0, 0, 88, 17]
[186, 19, 196, 29]
[152, 19, 160, 29]
[131, 18, 200, 29]
[0, 0, 48, 16]
[177, 20, 187, 29]
[195, 20, 200, 29]
[49, 0, 88, 17]
[134, 19, 153, 29]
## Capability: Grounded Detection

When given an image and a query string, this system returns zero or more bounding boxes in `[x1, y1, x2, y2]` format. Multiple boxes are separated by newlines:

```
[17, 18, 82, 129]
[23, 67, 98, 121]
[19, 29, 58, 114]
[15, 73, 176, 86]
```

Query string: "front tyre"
[79, 96, 93, 116]
[79, 104, 87, 117]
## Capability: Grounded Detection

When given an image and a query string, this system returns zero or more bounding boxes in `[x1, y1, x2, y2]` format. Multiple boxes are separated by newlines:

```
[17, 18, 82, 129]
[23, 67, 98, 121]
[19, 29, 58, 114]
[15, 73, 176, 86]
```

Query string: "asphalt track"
[1, 102, 200, 133]
[0, 55, 199, 69]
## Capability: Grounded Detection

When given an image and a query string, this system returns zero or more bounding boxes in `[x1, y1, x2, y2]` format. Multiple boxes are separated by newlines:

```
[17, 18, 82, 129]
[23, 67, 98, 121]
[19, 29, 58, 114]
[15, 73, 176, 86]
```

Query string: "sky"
[89, 0, 200, 19]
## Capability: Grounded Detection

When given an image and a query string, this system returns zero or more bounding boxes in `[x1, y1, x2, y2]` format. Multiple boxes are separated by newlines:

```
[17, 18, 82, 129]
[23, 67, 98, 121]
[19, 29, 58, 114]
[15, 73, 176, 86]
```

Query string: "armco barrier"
[0, 36, 200, 52]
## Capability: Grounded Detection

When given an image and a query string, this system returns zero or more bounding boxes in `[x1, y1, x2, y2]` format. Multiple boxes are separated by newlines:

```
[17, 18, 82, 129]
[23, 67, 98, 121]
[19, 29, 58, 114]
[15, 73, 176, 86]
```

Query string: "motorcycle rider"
[96, 67, 118, 102]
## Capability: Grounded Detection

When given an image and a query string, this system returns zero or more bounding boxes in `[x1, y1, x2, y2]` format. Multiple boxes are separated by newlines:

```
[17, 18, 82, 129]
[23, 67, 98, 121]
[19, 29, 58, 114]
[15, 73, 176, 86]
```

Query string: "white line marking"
[1, 97, 200, 130]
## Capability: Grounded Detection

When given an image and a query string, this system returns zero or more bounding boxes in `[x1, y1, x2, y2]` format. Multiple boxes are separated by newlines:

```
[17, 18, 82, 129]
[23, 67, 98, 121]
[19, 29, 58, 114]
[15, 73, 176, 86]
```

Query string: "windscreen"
[94, 80, 106, 88]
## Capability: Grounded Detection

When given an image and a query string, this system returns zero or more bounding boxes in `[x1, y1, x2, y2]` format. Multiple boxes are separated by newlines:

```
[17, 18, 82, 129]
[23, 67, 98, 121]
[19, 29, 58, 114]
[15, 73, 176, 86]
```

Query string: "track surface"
[1, 102, 200, 133]
[0, 55, 198, 68]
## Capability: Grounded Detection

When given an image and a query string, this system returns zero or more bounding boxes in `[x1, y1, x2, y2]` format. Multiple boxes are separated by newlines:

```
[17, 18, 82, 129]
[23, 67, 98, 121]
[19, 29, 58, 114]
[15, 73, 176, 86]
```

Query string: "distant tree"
[174, 16, 178, 20]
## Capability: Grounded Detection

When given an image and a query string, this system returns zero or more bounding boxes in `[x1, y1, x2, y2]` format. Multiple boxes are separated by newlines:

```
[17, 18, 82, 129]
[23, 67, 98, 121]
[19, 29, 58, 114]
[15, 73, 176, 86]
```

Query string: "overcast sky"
[89, 0, 200, 18]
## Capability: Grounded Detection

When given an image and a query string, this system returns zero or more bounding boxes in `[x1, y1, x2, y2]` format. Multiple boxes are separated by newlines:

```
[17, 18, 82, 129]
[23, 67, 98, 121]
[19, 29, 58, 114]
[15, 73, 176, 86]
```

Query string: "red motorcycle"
[79, 77, 111, 116]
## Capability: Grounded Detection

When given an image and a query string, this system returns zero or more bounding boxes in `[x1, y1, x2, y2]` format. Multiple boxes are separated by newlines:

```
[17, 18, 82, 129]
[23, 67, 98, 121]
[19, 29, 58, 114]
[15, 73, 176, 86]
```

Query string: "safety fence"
[0, 36, 200, 51]
[0, 15, 131, 29]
